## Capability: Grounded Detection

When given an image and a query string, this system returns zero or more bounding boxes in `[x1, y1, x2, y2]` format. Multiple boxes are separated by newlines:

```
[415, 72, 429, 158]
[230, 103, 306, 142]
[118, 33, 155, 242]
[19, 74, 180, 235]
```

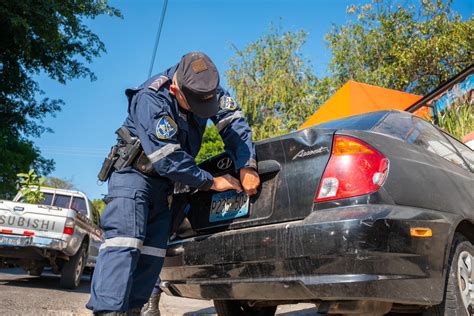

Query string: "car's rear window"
[374, 113, 470, 170]
[53, 194, 72, 208]
[40, 193, 54, 206]
[19, 192, 54, 205]
[71, 197, 88, 215]
[316, 111, 387, 130]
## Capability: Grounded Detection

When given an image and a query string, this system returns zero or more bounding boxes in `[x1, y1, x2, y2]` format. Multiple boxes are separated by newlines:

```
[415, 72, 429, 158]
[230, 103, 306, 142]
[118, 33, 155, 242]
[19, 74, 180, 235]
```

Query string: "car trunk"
[172, 127, 335, 237]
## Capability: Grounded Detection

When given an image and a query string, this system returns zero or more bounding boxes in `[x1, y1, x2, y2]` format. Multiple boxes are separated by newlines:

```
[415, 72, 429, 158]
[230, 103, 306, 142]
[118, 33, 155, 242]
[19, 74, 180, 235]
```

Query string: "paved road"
[0, 268, 319, 316]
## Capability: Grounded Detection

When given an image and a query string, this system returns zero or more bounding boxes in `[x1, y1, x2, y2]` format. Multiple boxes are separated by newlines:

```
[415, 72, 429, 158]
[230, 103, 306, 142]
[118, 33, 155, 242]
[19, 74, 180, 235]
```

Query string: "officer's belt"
[114, 127, 158, 177]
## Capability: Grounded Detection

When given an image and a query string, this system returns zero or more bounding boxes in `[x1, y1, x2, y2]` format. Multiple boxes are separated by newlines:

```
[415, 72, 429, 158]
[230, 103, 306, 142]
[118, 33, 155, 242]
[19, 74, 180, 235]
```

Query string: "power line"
[147, 0, 169, 78]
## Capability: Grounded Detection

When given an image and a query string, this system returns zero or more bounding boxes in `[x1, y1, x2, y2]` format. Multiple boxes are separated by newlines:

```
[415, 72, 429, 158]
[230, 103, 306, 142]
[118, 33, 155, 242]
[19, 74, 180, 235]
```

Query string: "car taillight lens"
[63, 217, 75, 235]
[316, 135, 389, 203]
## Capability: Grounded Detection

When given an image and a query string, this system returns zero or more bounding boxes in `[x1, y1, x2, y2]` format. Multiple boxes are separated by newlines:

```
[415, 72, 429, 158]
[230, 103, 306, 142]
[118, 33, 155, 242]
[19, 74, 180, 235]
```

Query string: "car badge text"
[292, 146, 328, 160]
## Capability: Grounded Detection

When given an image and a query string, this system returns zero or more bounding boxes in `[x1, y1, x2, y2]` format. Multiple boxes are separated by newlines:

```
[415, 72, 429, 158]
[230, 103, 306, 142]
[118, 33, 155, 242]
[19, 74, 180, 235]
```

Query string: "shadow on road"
[183, 307, 216, 315]
[0, 268, 91, 294]
[278, 307, 320, 315]
[184, 306, 320, 316]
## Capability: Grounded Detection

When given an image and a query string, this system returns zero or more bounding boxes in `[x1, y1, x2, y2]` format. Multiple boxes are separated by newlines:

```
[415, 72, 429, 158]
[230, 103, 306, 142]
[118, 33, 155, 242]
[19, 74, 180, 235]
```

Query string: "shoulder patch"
[156, 116, 178, 139]
[219, 95, 238, 111]
[148, 75, 169, 92]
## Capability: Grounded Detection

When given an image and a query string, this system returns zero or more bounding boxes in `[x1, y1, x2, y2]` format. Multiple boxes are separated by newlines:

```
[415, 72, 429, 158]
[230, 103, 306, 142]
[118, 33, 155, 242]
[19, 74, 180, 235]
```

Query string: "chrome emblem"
[217, 157, 233, 170]
[292, 146, 329, 160]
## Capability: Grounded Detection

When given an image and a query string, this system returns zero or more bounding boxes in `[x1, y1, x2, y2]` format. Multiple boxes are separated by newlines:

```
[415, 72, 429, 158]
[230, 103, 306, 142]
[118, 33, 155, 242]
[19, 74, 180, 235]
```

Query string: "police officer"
[86, 52, 259, 315]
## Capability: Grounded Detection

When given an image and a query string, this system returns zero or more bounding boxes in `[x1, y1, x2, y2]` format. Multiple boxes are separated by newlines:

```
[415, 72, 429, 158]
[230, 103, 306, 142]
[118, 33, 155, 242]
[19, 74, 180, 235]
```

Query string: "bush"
[435, 99, 473, 140]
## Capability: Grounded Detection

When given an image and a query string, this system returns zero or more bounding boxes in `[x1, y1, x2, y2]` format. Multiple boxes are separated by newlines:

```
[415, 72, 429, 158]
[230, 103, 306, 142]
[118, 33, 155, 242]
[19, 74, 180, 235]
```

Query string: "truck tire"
[28, 266, 44, 276]
[423, 233, 474, 316]
[60, 243, 87, 289]
[213, 300, 277, 316]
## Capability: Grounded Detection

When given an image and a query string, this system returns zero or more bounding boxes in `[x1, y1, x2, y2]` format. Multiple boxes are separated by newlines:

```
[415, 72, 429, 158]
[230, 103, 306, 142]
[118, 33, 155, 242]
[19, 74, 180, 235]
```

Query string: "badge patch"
[156, 116, 178, 139]
[191, 58, 208, 73]
[148, 76, 169, 92]
[219, 96, 238, 111]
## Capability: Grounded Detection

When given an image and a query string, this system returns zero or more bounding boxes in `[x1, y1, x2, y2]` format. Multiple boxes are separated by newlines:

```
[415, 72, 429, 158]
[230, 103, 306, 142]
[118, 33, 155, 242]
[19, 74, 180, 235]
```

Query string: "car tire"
[423, 233, 473, 316]
[213, 300, 277, 316]
[28, 266, 44, 276]
[60, 242, 87, 289]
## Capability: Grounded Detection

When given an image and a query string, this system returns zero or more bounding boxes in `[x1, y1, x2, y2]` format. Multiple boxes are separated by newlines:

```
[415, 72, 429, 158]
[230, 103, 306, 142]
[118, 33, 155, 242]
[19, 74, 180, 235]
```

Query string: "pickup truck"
[0, 187, 103, 289]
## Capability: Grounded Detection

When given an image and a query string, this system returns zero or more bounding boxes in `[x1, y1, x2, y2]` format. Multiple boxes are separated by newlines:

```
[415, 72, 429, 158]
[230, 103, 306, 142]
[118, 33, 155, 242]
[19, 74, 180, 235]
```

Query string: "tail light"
[316, 135, 389, 203]
[63, 217, 75, 235]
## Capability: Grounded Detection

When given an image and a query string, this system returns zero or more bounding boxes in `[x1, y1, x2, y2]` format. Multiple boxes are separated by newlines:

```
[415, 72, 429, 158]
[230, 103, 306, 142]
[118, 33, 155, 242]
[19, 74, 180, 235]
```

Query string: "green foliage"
[436, 100, 474, 140]
[226, 25, 322, 141]
[92, 198, 106, 215]
[223, 1, 472, 144]
[325, 0, 473, 95]
[196, 125, 225, 164]
[0, 1, 121, 199]
[44, 177, 75, 190]
[16, 169, 46, 204]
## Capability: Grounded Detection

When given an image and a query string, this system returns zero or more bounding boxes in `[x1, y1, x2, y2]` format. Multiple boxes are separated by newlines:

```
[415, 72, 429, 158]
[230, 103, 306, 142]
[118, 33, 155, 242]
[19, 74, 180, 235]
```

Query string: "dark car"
[161, 110, 474, 315]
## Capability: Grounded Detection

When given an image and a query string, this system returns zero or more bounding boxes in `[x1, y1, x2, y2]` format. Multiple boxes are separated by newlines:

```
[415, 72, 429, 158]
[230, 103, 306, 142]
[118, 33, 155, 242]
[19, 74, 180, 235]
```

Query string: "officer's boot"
[141, 293, 161, 316]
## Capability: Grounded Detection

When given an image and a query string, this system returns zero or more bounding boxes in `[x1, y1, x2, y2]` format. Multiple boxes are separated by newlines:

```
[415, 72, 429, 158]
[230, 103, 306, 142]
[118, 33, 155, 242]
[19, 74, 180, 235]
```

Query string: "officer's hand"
[211, 174, 243, 193]
[240, 167, 260, 196]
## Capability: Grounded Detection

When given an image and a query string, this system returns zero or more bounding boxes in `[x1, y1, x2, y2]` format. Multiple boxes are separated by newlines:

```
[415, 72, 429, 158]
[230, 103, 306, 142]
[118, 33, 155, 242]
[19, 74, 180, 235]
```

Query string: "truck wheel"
[423, 233, 474, 316]
[60, 243, 87, 289]
[213, 300, 277, 316]
[28, 266, 44, 276]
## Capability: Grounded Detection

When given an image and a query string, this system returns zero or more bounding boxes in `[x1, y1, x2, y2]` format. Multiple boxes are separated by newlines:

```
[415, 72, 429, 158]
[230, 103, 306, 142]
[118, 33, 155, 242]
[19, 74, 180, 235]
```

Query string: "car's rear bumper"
[0, 234, 68, 259]
[161, 204, 460, 306]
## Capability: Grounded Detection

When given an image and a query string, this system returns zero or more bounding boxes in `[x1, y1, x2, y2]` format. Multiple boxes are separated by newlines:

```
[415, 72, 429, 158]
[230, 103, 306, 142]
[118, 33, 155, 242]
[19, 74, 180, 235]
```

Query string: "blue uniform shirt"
[122, 65, 256, 190]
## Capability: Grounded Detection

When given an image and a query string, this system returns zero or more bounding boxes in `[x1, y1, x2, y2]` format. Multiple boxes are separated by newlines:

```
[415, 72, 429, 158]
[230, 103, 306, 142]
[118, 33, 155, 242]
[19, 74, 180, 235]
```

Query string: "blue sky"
[34, 0, 472, 200]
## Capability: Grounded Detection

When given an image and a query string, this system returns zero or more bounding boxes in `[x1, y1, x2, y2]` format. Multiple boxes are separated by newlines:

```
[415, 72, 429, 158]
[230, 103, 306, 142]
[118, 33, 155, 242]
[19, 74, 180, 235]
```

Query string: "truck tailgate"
[0, 200, 67, 239]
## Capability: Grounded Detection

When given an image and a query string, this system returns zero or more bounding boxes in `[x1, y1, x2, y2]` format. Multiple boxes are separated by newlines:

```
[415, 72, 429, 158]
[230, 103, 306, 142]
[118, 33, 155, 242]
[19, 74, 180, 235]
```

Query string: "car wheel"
[213, 300, 277, 316]
[60, 243, 87, 289]
[28, 266, 44, 276]
[424, 233, 473, 316]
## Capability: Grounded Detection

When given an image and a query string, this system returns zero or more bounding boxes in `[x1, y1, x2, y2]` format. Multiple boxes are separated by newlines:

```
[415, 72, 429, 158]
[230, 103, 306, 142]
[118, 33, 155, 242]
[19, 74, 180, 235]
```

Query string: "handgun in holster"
[97, 127, 143, 182]
[114, 127, 142, 170]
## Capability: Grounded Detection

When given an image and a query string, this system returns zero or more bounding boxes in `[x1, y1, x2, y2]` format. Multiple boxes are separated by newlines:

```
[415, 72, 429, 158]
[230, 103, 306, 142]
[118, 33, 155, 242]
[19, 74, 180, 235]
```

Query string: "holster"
[97, 127, 156, 181]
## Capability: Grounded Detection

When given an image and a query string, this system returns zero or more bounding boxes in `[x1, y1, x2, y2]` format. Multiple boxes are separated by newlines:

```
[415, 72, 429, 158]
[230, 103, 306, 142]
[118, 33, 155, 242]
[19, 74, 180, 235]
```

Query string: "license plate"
[209, 190, 249, 223]
[0, 235, 29, 247]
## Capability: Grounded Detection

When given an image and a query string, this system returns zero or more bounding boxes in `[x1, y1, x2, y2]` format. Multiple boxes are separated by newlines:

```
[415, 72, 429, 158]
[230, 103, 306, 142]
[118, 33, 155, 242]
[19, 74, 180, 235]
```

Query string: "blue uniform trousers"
[86, 168, 172, 312]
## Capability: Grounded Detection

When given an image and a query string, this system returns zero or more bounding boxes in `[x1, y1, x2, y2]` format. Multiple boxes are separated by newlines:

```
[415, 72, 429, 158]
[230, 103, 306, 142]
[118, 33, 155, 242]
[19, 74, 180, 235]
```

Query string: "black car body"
[161, 111, 474, 315]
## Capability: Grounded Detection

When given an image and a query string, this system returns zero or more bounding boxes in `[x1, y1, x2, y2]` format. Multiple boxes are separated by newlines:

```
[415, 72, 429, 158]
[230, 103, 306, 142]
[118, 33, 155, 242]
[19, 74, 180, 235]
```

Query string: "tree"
[0, 1, 121, 199]
[44, 177, 76, 190]
[92, 198, 106, 215]
[226, 25, 321, 141]
[16, 169, 46, 204]
[196, 125, 225, 164]
[325, 0, 473, 95]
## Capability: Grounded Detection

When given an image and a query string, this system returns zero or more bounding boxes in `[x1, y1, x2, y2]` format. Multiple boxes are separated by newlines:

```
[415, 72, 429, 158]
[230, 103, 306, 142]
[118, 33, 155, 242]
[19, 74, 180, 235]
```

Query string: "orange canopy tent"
[299, 80, 429, 130]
